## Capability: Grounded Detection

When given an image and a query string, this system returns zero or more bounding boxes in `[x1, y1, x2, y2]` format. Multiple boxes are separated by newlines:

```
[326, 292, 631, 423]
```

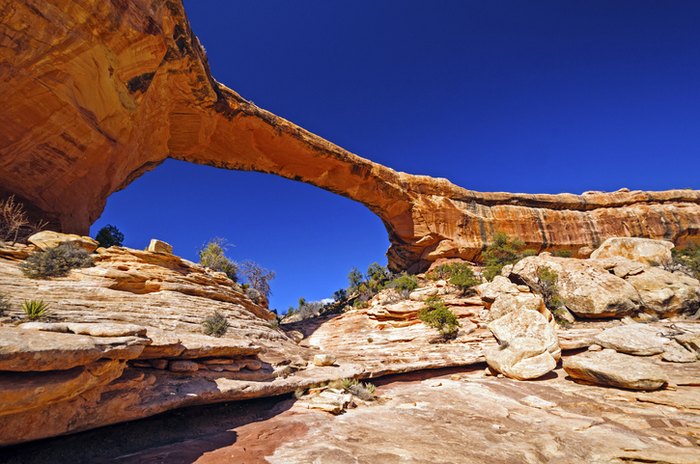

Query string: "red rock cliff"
[1, 0, 699, 271]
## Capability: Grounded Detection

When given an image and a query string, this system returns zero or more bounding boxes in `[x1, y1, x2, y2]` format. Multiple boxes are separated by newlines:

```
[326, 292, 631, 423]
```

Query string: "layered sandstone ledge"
[1, 0, 698, 271]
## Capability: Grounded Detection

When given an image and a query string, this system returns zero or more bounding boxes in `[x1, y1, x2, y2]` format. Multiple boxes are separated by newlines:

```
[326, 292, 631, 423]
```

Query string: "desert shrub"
[22, 300, 49, 320]
[335, 378, 377, 401]
[95, 224, 124, 248]
[386, 274, 418, 298]
[199, 238, 238, 282]
[240, 260, 275, 301]
[0, 292, 10, 316]
[202, 311, 229, 337]
[672, 244, 700, 279]
[21, 243, 94, 278]
[482, 232, 536, 281]
[419, 296, 460, 340]
[536, 267, 563, 308]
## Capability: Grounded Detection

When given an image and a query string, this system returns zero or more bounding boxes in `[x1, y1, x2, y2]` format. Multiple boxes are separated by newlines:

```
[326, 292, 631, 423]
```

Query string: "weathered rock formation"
[1, 0, 699, 271]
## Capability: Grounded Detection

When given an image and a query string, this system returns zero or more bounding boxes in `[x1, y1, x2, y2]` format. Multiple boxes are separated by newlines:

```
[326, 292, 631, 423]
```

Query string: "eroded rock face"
[590, 237, 675, 266]
[0, 1, 698, 271]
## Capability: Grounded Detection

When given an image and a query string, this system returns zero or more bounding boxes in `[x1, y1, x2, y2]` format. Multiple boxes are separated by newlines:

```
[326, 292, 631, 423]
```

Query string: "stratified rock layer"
[1, 1, 699, 271]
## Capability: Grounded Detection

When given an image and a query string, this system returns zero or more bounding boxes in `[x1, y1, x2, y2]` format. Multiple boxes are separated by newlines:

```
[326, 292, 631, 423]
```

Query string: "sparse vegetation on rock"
[198, 238, 238, 282]
[22, 300, 49, 320]
[0, 195, 47, 245]
[202, 311, 229, 337]
[671, 243, 700, 279]
[419, 296, 460, 340]
[535, 266, 572, 326]
[386, 274, 418, 298]
[482, 232, 536, 281]
[95, 224, 124, 248]
[240, 260, 275, 302]
[328, 378, 377, 401]
[21, 243, 94, 278]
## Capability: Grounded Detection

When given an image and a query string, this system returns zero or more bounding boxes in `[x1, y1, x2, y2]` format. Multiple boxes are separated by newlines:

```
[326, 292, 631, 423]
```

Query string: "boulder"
[147, 239, 173, 254]
[590, 237, 674, 266]
[486, 338, 557, 381]
[313, 354, 336, 367]
[489, 292, 548, 321]
[485, 307, 560, 380]
[563, 349, 668, 391]
[593, 324, 667, 356]
[476, 276, 520, 304]
[624, 267, 700, 317]
[511, 255, 641, 318]
[27, 231, 98, 253]
[593, 258, 700, 316]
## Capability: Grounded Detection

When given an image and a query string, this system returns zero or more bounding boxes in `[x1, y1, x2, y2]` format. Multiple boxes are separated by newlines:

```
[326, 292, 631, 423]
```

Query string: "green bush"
[22, 300, 49, 320]
[202, 311, 229, 337]
[386, 274, 418, 298]
[448, 266, 480, 294]
[95, 224, 124, 248]
[199, 238, 238, 282]
[21, 243, 94, 278]
[482, 232, 536, 281]
[536, 266, 563, 308]
[0, 292, 10, 316]
[419, 296, 460, 340]
[672, 244, 700, 279]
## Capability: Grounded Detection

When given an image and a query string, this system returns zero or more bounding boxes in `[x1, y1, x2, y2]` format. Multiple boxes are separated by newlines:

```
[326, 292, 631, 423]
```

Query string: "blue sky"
[91, 0, 700, 311]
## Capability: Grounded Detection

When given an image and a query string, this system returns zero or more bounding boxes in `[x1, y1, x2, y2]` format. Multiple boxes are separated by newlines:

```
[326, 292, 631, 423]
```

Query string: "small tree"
[449, 265, 480, 295]
[95, 224, 124, 248]
[347, 267, 364, 291]
[419, 296, 460, 340]
[199, 238, 238, 282]
[333, 288, 347, 302]
[672, 244, 700, 279]
[240, 260, 275, 301]
[0, 196, 29, 245]
[366, 262, 390, 292]
[482, 232, 536, 281]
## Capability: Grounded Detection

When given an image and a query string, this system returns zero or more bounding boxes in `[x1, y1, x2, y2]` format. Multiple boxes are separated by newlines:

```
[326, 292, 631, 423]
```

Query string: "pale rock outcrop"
[593, 323, 668, 356]
[590, 237, 675, 266]
[485, 308, 560, 380]
[0, 0, 698, 272]
[563, 349, 668, 391]
[27, 230, 98, 253]
[147, 239, 173, 254]
[593, 257, 700, 316]
[313, 354, 336, 367]
[510, 255, 642, 318]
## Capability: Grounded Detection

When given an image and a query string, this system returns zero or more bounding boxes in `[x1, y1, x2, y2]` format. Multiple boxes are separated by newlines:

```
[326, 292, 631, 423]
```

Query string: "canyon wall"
[1, 0, 698, 271]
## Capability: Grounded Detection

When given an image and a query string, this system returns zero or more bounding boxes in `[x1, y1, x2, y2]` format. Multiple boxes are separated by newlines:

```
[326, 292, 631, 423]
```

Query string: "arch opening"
[89, 159, 391, 312]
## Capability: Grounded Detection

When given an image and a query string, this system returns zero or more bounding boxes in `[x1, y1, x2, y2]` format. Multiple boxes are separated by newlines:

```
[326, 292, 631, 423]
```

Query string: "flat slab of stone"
[0, 327, 146, 372]
[20, 322, 147, 338]
[563, 349, 668, 391]
[593, 323, 667, 356]
[28, 231, 99, 253]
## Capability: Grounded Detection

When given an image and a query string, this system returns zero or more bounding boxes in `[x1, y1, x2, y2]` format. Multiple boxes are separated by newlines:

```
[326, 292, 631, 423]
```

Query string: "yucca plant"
[22, 300, 49, 320]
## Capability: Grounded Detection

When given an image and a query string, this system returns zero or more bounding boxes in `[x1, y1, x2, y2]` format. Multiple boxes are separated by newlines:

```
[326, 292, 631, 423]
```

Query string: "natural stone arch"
[1, 0, 698, 271]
